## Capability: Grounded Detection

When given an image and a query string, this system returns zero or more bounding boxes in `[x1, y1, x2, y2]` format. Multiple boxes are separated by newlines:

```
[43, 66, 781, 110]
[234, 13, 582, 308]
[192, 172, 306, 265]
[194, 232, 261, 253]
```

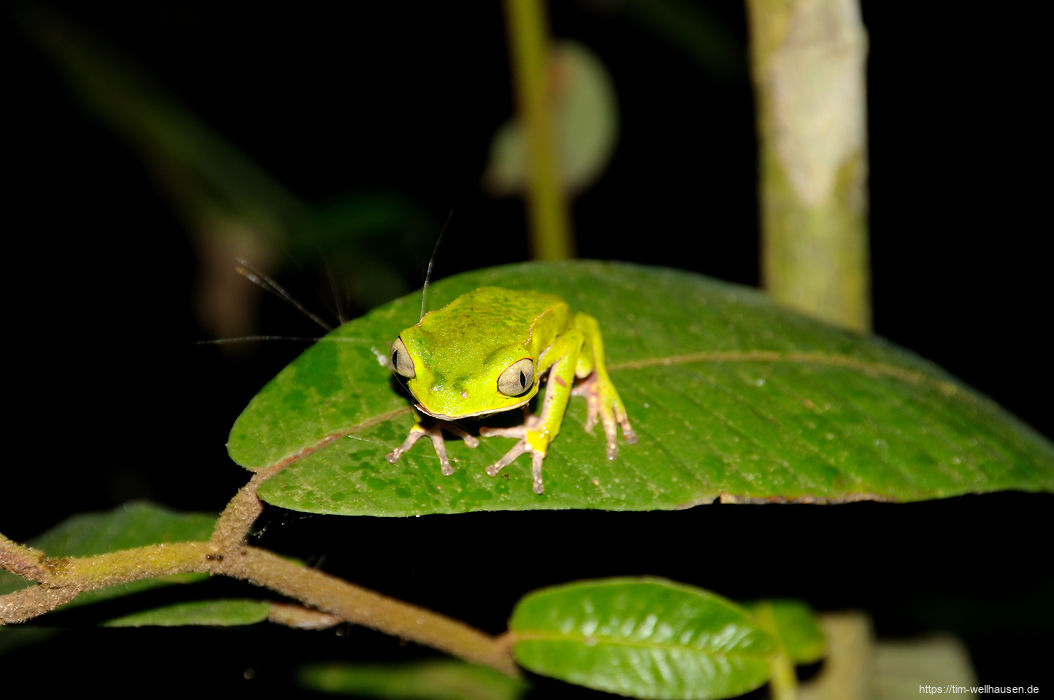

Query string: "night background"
[3, 1, 1050, 695]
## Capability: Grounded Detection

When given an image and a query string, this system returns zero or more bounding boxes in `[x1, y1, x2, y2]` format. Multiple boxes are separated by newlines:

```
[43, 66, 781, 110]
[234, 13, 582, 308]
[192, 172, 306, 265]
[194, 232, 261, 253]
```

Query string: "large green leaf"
[228, 261, 1054, 516]
[509, 578, 775, 699]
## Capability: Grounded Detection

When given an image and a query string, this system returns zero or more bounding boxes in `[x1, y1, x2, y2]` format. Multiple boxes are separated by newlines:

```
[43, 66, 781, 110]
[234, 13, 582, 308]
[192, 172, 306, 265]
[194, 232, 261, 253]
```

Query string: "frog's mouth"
[414, 398, 532, 422]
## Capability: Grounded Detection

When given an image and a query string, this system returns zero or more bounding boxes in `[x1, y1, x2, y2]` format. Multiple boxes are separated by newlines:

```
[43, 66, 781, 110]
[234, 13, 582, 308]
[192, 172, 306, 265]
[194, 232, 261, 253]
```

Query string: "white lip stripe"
[414, 397, 533, 421]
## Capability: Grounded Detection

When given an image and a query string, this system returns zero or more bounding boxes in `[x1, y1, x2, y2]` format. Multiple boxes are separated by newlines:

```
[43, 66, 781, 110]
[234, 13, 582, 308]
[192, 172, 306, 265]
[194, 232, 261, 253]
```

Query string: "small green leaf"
[509, 578, 775, 699]
[749, 599, 825, 664]
[227, 261, 1054, 516]
[103, 599, 270, 627]
[0, 502, 213, 605]
[484, 41, 619, 194]
[298, 660, 528, 700]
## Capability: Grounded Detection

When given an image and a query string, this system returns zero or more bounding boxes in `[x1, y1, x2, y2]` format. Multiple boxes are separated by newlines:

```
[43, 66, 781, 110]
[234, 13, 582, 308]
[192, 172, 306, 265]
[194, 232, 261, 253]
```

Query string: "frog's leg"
[482, 329, 584, 494]
[386, 414, 479, 476]
[570, 313, 637, 458]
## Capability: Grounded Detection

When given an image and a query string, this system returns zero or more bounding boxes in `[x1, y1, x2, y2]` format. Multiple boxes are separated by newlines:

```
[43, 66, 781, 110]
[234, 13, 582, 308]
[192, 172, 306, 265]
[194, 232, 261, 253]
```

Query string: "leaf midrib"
[513, 630, 774, 660]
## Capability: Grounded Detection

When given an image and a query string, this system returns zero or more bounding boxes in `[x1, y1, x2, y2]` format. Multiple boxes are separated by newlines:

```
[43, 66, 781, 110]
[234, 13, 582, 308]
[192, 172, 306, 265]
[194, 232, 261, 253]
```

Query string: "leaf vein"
[610, 351, 961, 398]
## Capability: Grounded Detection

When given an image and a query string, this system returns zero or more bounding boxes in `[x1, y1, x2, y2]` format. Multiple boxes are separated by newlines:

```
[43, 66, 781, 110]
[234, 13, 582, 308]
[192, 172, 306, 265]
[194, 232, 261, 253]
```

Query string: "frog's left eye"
[497, 358, 534, 397]
[390, 337, 415, 378]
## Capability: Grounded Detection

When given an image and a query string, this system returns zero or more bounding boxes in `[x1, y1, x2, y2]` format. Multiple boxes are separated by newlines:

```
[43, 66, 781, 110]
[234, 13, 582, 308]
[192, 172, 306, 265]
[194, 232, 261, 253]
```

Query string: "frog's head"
[389, 331, 539, 420]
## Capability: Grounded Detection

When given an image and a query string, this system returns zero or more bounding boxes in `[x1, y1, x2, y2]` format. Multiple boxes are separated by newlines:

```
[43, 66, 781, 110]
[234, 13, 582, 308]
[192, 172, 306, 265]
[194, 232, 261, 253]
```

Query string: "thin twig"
[503, 0, 573, 260]
[0, 468, 520, 678]
[0, 534, 48, 582]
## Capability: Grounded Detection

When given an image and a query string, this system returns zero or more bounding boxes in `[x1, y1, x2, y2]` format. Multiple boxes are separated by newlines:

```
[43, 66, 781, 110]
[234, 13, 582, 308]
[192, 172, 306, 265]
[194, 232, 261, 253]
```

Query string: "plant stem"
[0, 533, 47, 582]
[0, 468, 520, 678]
[746, 0, 871, 332]
[218, 547, 519, 675]
[0, 540, 518, 676]
[753, 600, 798, 700]
[503, 0, 574, 260]
[768, 650, 798, 700]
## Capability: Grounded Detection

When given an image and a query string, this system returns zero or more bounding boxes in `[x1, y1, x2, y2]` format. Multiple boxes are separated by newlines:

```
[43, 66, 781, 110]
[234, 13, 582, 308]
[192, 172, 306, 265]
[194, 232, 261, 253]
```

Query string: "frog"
[385, 286, 636, 494]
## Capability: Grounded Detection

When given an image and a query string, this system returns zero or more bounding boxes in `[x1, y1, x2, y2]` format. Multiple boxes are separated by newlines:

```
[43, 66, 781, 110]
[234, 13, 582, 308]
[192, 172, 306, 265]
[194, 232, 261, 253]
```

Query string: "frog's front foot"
[573, 372, 637, 460]
[386, 422, 479, 476]
[480, 417, 548, 494]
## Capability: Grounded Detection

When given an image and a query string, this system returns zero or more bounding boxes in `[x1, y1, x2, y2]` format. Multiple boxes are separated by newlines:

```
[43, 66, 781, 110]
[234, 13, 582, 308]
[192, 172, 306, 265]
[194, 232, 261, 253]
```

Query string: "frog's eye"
[497, 358, 534, 397]
[390, 337, 415, 378]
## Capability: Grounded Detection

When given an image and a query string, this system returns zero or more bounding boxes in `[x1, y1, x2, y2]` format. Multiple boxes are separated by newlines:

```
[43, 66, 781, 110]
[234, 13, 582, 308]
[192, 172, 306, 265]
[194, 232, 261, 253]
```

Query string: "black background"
[3, 2, 1050, 695]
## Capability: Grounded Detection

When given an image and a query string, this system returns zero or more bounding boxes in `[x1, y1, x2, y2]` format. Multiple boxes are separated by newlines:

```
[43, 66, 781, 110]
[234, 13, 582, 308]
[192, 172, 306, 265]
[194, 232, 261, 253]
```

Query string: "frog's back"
[418, 287, 565, 352]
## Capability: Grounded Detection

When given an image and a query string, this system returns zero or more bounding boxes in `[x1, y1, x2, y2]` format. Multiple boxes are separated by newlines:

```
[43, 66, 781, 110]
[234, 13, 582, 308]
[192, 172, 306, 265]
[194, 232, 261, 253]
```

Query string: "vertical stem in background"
[504, 0, 574, 260]
[746, 0, 871, 332]
[754, 600, 799, 700]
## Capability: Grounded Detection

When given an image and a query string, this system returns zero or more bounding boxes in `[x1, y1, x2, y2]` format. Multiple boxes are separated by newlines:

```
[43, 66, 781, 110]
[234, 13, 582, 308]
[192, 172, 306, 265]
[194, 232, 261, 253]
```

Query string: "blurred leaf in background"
[484, 40, 619, 197]
[798, 613, 979, 700]
[298, 660, 528, 700]
[20, 7, 436, 341]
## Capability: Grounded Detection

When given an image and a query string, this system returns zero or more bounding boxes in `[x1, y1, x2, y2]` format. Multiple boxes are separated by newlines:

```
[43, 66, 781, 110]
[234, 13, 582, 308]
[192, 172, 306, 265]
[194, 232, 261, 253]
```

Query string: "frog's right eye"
[390, 337, 416, 378]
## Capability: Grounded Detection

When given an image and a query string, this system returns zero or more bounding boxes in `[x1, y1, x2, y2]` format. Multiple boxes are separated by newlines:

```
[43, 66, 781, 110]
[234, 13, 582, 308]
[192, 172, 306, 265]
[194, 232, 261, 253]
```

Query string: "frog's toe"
[485, 440, 529, 476]
[603, 422, 621, 460]
[444, 422, 480, 448]
[424, 428, 455, 475]
[614, 403, 637, 445]
[386, 423, 456, 476]
[386, 425, 427, 464]
[531, 451, 545, 494]
[485, 432, 548, 494]
[582, 404, 599, 434]
[600, 404, 636, 460]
